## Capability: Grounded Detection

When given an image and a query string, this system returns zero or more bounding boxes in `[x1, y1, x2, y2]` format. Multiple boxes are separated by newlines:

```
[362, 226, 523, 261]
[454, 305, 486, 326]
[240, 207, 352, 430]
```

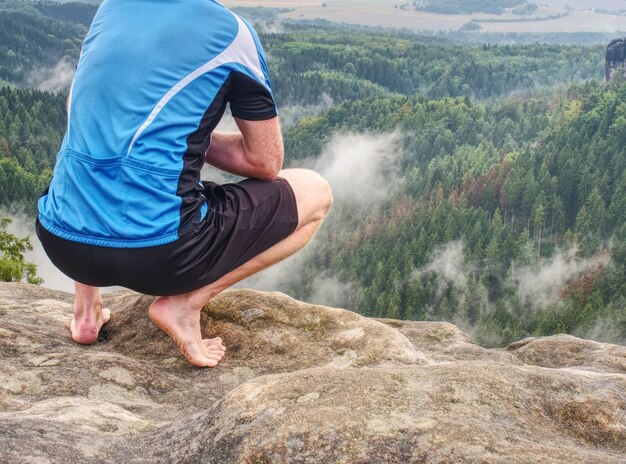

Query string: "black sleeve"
[227, 71, 277, 121]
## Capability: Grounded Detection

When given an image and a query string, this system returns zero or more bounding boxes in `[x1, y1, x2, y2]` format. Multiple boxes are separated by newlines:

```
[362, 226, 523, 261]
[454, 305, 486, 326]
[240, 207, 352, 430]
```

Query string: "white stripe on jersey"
[126, 13, 265, 157]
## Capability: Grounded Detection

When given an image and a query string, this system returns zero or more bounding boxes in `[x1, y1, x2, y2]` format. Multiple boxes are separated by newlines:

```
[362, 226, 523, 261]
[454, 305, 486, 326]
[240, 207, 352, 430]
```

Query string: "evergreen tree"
[0, 218, 42, 284]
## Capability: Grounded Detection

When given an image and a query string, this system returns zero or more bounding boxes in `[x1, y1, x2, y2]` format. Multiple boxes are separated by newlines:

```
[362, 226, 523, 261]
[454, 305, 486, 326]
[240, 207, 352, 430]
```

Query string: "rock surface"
[0, 282, 625, 463]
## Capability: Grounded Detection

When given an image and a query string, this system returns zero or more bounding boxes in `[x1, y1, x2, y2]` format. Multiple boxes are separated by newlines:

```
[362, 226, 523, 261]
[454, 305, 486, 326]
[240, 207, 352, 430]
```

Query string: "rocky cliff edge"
[0, 282, 625, 463]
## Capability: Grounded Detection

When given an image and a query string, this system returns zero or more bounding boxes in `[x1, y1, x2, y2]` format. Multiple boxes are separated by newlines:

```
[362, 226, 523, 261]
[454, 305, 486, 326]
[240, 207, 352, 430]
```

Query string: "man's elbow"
[257, 161, 282, 182]
[255, 148, 283, 181]
[258, 172, 278, 182]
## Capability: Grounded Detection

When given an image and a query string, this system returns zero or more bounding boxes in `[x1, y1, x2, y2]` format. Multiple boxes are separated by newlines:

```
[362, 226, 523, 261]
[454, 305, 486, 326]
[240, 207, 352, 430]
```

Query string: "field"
[223, 0, 626, 32]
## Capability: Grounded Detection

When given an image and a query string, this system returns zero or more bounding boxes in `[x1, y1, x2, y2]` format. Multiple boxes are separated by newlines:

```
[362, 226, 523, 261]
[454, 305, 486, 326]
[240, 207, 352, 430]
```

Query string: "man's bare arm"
[204, 116, 284, 181]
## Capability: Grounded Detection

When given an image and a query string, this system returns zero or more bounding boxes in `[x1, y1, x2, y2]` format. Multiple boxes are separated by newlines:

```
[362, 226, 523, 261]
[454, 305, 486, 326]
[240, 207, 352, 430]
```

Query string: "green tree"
[0, 218, 42, 285]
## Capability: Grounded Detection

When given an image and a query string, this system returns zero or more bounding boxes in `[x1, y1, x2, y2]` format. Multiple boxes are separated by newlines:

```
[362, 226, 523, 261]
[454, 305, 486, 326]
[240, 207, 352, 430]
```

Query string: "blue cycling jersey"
[38, 0, 277, 248]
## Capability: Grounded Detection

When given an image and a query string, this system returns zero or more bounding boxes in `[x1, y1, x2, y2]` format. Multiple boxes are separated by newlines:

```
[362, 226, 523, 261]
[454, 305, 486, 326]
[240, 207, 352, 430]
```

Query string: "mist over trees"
[0, 1, 85, 85]
[282, 81, 626, 346]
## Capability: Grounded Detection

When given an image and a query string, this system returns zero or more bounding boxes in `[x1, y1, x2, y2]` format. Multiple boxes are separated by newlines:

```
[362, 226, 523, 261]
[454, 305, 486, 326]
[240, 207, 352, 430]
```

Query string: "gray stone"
[0, 282, 624, 463]
[240, 307, 264, 323]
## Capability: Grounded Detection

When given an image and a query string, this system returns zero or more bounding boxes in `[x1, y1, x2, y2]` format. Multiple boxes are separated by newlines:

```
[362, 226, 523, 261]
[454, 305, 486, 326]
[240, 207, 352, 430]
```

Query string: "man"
[36, 0, 333, 368]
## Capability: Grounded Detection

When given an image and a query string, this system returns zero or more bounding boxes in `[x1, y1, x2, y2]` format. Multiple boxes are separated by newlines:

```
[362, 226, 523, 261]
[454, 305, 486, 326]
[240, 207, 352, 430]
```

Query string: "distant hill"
[33, 1, 99, 26]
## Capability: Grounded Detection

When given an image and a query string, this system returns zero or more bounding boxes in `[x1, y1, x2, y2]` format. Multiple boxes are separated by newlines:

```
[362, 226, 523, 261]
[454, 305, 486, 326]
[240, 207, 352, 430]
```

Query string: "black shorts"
[36, 177, 299, 296]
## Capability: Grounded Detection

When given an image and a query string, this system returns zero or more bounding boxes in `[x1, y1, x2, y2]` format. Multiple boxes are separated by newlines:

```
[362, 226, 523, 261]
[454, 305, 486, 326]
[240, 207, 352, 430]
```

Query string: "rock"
[240, 307, 264, 323]
[154, 365, 626, 464]
[506, 333, 626, 374]
[98, 367, 134, 386]
[0, 282, 625, 463]
[606, 38, 626, 82]
[375, 318, 518, 364]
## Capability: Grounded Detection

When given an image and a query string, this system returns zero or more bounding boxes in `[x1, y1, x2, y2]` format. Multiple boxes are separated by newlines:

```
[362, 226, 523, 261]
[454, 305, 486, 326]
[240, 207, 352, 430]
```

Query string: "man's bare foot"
[148, 296, 226, 368]
[70, 302, 111, 345]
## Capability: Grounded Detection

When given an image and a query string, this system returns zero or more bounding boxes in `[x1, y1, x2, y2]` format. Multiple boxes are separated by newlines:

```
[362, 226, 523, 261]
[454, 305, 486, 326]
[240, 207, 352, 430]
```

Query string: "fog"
[26, 58, 74, 93]
[419, 241, 610, 312]
[420, 241, 469, 291]
[237, 131, 402, 308]
[511, 248, 609, 309]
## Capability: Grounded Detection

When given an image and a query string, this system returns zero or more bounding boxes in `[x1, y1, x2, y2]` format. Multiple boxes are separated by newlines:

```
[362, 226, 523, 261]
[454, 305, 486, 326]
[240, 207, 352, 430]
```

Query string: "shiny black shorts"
[36, 177, 299, 296]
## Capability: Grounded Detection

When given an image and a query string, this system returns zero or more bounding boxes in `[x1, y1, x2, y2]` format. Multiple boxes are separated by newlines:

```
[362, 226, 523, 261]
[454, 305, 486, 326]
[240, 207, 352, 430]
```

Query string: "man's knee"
[279, 168, 333, 223]
[308, 170, 333, 217]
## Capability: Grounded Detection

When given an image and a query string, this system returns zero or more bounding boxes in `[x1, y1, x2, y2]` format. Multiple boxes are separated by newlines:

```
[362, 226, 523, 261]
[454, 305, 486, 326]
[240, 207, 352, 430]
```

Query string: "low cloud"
[307, 275, 355, 308]
[511, 249, 609, 309]
[314, 131, 401, 208]
[421, 241, 469, 290]
[253, 20, 285, 34]
[26, 57, 75, 93]
[415, 241, 610, 312]
[238, 131, 401, 307]
[278, 94, 335, 128]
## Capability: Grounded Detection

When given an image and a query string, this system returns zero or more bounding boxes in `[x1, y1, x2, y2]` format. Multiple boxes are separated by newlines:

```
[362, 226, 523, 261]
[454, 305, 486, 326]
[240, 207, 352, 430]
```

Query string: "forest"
[414, 0, 524, 15]
[0, 1, 86, 84]
[0, 87, 64, 213]
[0, 0, 624, 346]
[266, 29, 603, 104]
[282, 80, 626, 346]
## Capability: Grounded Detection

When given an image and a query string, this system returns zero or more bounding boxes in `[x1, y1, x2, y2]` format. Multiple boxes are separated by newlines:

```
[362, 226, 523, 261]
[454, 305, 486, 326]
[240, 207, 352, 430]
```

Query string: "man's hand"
[204, 116, 284, 181]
